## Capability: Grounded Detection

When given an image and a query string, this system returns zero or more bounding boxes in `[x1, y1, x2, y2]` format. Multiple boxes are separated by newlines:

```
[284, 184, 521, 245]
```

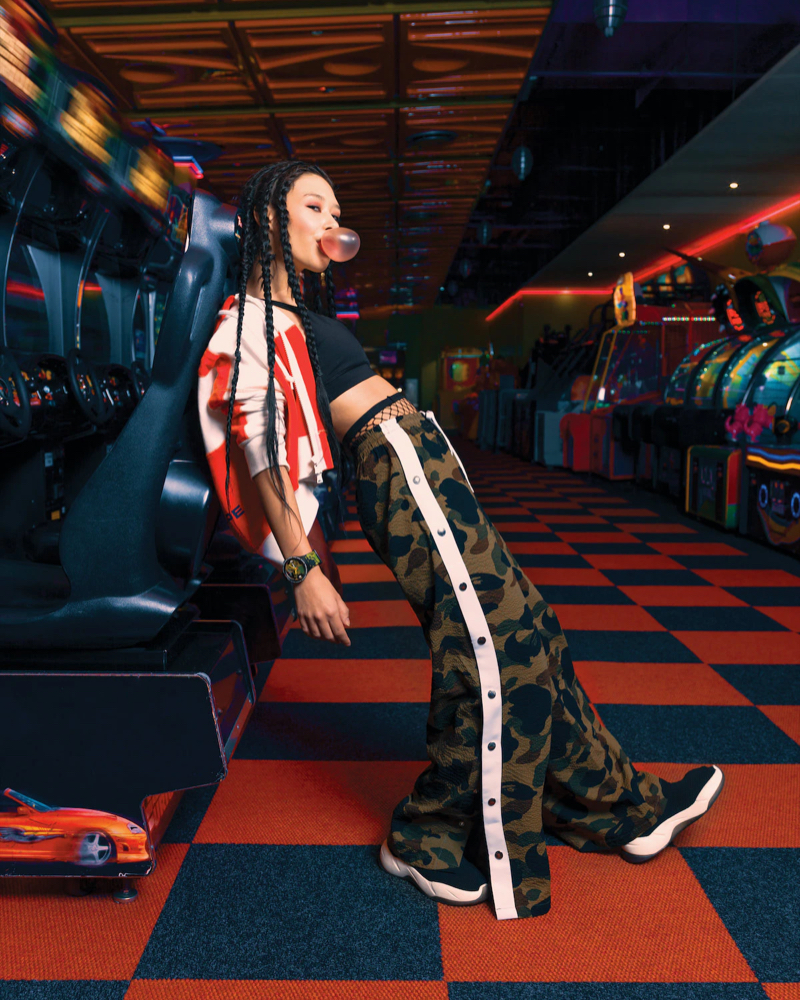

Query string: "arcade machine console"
[682, 271, 792, 526]
[0, 20, 270, 896]
[739, 327, 800, 550]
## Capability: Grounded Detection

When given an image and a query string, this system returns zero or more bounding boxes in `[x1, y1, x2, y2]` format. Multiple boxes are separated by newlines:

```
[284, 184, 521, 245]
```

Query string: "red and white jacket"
[198, 294, 334, 559]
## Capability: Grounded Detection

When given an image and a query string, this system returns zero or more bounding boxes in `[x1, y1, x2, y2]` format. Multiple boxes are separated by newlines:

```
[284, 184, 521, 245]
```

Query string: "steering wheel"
[131, 360, 151, 400]
[66, 348, 113, 427]
[0, 348, 32, 440]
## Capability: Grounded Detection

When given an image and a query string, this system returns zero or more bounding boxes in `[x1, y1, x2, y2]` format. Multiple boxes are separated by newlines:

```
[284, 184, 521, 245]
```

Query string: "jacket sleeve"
[205, 314, 289, 478]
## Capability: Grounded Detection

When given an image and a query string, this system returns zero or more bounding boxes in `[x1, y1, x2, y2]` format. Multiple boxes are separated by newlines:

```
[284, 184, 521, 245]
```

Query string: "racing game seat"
[0, 190, 238, 649]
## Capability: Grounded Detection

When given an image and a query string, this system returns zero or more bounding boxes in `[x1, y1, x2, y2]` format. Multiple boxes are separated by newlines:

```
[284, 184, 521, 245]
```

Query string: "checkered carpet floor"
[2, 440, 798, 999]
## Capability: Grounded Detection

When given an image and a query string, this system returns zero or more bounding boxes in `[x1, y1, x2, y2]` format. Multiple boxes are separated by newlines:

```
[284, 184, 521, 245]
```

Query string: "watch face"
[284, 556, 307, 582]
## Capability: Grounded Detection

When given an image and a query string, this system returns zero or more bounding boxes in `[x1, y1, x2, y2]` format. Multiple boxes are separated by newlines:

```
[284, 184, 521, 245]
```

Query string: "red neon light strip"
[488, 189, 800, 321]
[486, 287, 610, 322]
[7, 279, 45, 301]
[634, 192, 800, 283]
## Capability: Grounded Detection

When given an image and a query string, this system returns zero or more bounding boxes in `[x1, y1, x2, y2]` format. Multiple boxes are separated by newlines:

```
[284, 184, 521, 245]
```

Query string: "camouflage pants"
[353, 410, 665, 920]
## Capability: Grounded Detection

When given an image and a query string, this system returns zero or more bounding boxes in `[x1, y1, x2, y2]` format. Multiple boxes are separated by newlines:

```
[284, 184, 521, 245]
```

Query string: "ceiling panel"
[46, 0, 550, 310]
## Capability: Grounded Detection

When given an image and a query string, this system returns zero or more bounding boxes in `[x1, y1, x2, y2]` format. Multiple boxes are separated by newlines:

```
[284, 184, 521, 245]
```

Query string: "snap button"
[488, 798, 496, 806]
[459, 583, 467, 591]
[437, 528, 446, 536]
[495, 851, 503, 860]
[477, 636, 487, 645]
[487, 742, 496, 751]
[488, 690, 496, 699]
[412, 475, 420, 484]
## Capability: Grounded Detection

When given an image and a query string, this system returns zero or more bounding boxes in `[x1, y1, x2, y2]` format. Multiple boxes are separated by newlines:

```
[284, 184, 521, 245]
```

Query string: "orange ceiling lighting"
[48, 0, 551, 310]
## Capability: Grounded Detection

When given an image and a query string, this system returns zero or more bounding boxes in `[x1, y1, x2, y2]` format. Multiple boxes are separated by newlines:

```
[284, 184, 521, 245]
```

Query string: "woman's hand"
[293, 566, 351, 645]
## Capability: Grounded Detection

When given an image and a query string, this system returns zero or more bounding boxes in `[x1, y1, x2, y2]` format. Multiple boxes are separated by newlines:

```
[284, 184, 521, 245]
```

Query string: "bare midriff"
[329, 375, 402, 440]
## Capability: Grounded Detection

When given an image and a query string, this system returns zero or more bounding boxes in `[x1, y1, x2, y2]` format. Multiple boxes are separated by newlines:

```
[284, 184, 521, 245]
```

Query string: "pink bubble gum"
[320, 227, 361, 262]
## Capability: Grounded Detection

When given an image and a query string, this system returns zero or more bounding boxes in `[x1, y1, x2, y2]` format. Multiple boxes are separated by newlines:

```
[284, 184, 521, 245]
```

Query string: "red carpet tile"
[649, 542, 748, 556]
[555, 530, 642, 544]
[584, 554, 684, 570]
[755, 606, 800, 630]
[551, 605, 665, 631]
[620, 586, 747, 607]
[337, 564, 396, 583]
[758, 706, 800, 744]
[489, 520, 552, 532]
[194, 760, 425, 845]
[508, 541, 577, 555]
[535, 514, 609, 524]
[521, 500, 584, 509]
[330, 539, 373, 552]
[0, 844, 188, 979]
[125, 982, 450, 999]
[616, 522, 697, 534]
[439, 848, 757, 983]
[482, 506, 530, 515]
[526, 568, 614, 586]
[693, 569, 800, 587]
[261, 658, 431, 703]
[574, 662, 751, 705]
[631, 763, 800, 848]
[672, 631, 800, 664]
[588, 506, 659, 516]
[762, 986, 800, 999]
[343, 599, 419, 628]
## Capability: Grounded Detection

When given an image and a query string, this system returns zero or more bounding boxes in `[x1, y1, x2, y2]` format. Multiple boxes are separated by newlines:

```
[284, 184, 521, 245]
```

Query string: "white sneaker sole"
[379, 840, 489, 905]
[620, 766, 725, 862]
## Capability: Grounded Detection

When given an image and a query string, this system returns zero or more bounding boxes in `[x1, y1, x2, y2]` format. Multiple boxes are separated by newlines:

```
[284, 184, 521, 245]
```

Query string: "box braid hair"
[224, 160, 340, 515]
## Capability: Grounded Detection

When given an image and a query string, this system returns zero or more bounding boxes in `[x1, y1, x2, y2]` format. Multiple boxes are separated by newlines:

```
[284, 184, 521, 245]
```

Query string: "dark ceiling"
[442, 0, 800, 308]
[43, 0, 800, 314]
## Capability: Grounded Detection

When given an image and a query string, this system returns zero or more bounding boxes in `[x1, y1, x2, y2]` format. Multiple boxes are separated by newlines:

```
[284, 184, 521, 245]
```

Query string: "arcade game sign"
[613, 271, 636, 328]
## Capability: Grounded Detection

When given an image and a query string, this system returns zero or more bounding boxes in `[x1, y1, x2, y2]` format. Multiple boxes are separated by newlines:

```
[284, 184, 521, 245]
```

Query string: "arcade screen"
[598, 327, 660, 406]
[718, 336, 779, 408]
[664, 338, 728, 406]
[745, 329, 800, 413]
[6, 240, 47, 353]
[78, 276, 110, 362]
[691, 338, 750, 408]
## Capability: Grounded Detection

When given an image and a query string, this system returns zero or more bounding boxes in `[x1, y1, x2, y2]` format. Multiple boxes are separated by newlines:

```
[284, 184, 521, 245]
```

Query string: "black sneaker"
[620, 765, 725, 864]
[379, 840, 489, 905]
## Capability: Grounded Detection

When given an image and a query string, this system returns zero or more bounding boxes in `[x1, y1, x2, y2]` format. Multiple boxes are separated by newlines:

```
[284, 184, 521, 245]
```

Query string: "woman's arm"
[253, 467, 351, 645]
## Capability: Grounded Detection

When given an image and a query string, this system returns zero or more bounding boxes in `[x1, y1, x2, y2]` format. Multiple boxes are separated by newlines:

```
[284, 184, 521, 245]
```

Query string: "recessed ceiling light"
[588, 271, 593, 277]
[730, 181, 739, 189]
[619, 252, 626, 258]
[663, 223, 671, 230]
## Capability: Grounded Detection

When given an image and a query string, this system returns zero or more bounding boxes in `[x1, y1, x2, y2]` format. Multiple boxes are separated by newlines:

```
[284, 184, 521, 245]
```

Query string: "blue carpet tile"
[681, 848, 800, 982]
[713, 664, 800, 704]
[595, 705, 800, 763]
[136, 845, 444, 981]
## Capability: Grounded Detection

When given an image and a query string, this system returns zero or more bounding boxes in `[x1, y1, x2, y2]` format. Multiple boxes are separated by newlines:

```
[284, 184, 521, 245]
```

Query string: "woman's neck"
[246, 259, 296, 306]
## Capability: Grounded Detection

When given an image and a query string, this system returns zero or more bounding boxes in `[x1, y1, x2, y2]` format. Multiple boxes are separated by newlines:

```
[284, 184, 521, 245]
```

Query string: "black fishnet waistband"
[342, 392, 419, 451]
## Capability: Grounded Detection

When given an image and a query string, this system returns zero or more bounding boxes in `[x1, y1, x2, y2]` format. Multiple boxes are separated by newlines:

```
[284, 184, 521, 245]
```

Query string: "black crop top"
[273, 301, 375, 402]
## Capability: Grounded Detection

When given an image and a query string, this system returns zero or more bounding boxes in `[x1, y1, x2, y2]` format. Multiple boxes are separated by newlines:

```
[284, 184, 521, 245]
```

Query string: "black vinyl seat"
[0, 191, 237, 649]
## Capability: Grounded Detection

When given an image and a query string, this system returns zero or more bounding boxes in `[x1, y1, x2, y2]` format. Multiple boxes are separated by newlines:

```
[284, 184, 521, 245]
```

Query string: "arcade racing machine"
[0, 4, 308, 902]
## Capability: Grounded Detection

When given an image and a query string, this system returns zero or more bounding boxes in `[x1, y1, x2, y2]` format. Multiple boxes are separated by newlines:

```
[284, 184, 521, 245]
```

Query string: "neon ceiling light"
[487, 190, 800, 322]
[634, 191, 800, 283]
[486, 287, 610, 322]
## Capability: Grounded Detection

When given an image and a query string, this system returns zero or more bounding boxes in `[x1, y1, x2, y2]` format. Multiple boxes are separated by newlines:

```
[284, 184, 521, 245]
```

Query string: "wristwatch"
[282, 550, 322, 584]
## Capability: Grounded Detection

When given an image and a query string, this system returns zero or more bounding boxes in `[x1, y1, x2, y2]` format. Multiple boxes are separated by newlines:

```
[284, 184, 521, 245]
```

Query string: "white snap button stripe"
[380, 417, 517, 920]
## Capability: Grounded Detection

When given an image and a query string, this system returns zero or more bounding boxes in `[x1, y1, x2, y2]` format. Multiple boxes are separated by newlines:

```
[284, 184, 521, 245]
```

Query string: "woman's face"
[279, 172, 340, 274]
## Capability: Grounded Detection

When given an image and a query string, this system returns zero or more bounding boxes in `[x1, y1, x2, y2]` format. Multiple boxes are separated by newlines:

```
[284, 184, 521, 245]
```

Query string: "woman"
[199, 160, 724, 921]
